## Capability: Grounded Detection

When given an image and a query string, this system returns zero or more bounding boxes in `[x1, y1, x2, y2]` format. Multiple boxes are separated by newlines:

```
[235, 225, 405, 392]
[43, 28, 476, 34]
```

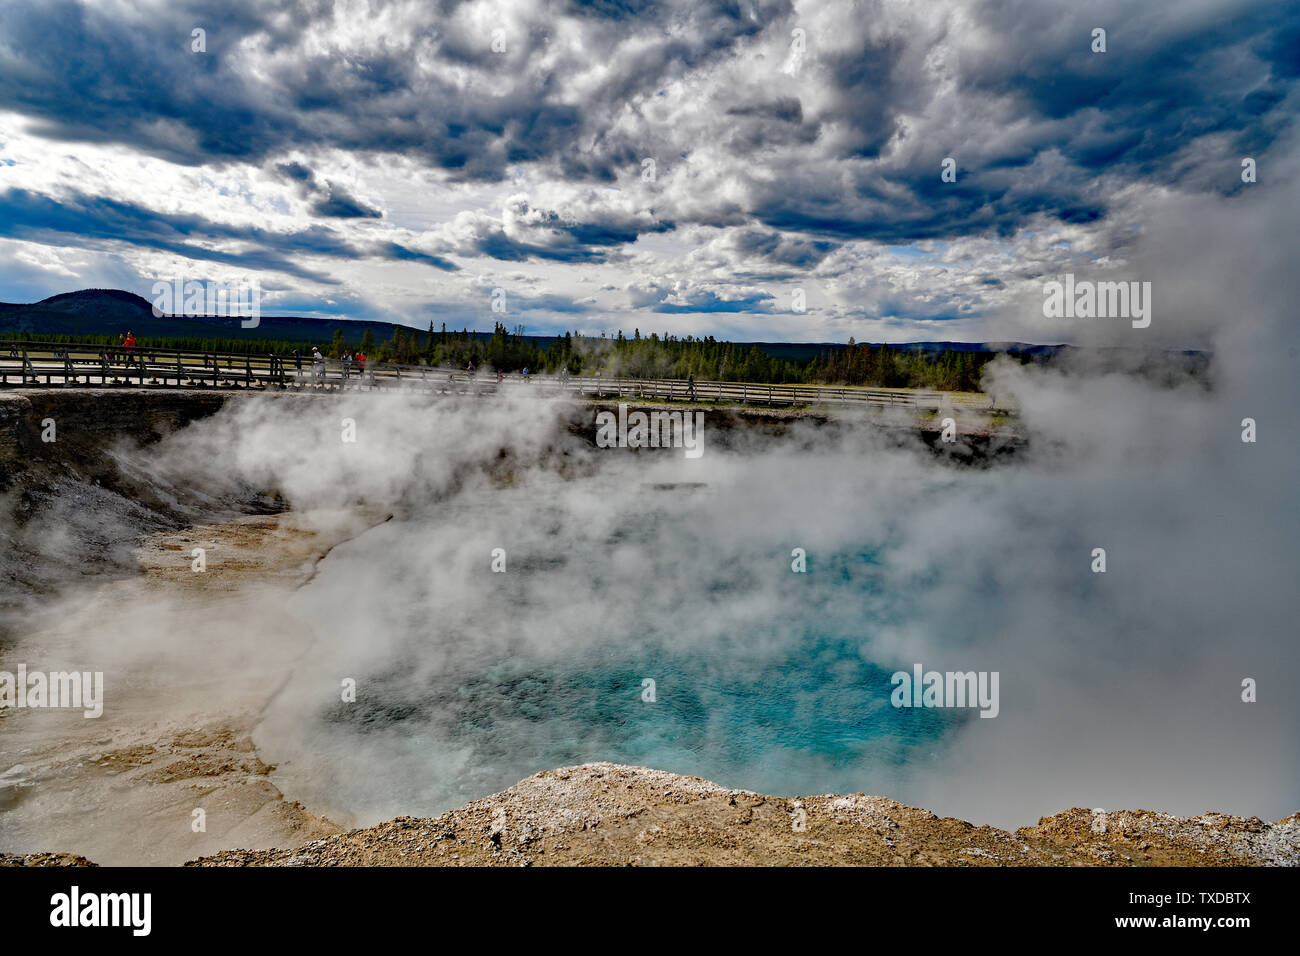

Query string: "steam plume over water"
[98, 340, 1294, 831]
[96, 164, 1296, 829]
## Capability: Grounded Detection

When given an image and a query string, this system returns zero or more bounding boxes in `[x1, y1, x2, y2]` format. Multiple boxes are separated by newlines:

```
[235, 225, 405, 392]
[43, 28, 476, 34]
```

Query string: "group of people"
[340, 349, 369, 379]
[294, 346, 368, 383]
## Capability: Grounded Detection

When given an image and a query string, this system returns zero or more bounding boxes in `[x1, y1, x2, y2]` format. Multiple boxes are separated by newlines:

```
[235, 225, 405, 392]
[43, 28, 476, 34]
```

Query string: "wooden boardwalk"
[0, 339, 1001, 411]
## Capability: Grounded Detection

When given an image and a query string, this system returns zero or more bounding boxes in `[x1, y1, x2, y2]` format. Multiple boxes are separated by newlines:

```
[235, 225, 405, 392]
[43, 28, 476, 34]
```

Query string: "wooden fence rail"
[0, 340, 1000, 410]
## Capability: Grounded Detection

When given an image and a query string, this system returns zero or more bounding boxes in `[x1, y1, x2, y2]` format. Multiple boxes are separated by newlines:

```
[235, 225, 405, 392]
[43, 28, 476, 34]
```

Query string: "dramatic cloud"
[0, 0, 1294, 336]
[274, 161, 383, 219]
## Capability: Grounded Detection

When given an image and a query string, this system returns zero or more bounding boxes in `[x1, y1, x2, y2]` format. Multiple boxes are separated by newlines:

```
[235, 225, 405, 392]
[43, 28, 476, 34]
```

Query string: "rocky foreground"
[178, 763, 1299, 867]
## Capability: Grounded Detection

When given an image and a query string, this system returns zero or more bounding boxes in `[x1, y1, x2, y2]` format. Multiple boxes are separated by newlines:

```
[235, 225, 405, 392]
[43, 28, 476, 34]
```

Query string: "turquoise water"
[270, 475, 981, 819]
[321, 628, 966, 812]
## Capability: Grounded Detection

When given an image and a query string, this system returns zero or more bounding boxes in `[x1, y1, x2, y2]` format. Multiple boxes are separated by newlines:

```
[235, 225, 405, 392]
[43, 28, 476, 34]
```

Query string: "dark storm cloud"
[562, 0, 666, 19]
[274, 162, 382, 219]
[276, 162, 315, 183]
[719, 96, 819, 153]
[0, 0, 298, 161]
[0, 0, 1294, 263]
[726, 228, 838, 267]
[746, 0, 1295, 243]
[0, 188, 457, 276]
[726, 97, 804, 124]
[443, 197, 673, 263]
[467, 228, 617, 264]
[0, 0, 773, 179]
[960, 0, 1297, 175]
[379, 242, 459, 270]
[312, 187, 382, 219]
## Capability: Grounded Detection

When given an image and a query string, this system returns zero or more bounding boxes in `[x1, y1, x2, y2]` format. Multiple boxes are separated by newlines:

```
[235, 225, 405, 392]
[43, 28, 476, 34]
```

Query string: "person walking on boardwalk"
[311, 346, 325, 382]
[687, 371, 696, 402]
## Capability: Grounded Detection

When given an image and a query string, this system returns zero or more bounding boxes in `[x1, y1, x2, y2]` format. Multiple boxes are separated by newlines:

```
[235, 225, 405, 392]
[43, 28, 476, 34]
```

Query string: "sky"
[0, 0, 1295, 342]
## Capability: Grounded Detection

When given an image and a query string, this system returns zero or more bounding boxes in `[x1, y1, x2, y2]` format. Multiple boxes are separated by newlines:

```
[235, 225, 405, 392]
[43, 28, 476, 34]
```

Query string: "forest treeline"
[363, 324, 1010, 391]
[5, 326, 1037, 392]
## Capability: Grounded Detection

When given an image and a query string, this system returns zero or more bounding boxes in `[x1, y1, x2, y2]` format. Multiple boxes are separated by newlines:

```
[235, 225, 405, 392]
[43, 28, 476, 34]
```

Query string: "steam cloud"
[2, 144, 1297, 836]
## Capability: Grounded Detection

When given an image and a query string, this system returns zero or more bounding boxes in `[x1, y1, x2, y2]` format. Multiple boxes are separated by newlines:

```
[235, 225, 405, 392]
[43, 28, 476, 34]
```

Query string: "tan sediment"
[0, 513, 360, 866]
[187, 762, 1300, 867]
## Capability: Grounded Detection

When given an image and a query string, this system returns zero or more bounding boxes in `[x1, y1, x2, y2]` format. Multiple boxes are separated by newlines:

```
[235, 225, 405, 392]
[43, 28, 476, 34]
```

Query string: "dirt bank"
[189, 762, 1300, 867]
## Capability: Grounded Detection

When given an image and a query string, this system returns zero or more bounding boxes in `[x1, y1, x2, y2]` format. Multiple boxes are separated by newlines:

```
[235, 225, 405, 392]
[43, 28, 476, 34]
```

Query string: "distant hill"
[0, 289, 1069, 357]
[0, 289, 413, 346]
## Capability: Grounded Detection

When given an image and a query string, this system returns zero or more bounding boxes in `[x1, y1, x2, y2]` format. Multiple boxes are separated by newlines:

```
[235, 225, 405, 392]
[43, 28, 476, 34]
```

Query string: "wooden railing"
[0, 340, 1000, 410]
